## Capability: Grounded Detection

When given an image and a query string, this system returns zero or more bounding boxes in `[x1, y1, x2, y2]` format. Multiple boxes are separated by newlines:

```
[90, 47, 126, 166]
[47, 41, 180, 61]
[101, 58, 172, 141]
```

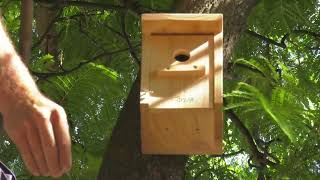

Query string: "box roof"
[142, 13, 223, 35]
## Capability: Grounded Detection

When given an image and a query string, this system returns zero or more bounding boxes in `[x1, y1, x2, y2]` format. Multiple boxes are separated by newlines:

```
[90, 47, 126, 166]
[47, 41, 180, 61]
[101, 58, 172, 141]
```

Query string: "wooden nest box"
[140, 14, 223, 154]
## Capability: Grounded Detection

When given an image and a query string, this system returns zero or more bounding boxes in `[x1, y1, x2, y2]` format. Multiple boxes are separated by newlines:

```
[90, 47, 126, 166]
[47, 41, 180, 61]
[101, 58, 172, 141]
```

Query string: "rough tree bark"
[34, 2, 60, 66]
[19, 0, 33, 64]
[98, 0, 260, 179]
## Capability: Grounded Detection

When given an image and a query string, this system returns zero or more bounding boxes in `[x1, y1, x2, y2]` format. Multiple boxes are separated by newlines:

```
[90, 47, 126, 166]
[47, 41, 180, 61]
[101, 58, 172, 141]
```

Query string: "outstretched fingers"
[37, 112, 61, 177]
[51, 107, 72, 173]
[26, 123, 49, 176]
[14, 134, 40, 176]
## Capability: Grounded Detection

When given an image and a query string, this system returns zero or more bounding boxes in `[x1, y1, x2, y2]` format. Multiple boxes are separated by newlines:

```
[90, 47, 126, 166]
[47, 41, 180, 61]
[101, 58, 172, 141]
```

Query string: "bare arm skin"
[0, 19, 71, 177]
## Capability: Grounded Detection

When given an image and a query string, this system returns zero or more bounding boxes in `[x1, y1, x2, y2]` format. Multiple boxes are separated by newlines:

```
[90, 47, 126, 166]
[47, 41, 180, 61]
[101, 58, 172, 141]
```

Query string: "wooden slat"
[142, 13, 223, 35]
[213, 32, 223, 106]
[154, 65, 205, 78]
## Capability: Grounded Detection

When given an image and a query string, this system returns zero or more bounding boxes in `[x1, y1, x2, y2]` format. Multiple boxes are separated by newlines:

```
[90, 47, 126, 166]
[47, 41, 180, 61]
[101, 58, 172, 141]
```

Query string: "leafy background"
[0, 0, 319, 179]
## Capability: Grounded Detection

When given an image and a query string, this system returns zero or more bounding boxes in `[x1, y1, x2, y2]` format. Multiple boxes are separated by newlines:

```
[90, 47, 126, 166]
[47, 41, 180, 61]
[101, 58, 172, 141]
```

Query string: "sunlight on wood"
[140, 14, 223, 155]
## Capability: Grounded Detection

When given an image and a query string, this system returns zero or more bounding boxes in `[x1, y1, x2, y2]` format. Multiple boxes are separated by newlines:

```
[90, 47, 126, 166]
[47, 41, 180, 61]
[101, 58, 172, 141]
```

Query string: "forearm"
[0, 17, 71, 178]
[0, 20, 41, 116]
[0, 19, 15, 59]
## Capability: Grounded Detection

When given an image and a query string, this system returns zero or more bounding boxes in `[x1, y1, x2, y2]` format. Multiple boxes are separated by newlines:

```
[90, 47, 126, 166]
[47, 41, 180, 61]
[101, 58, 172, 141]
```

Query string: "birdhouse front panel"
[140, 14, 223, 154]
[145, 35, 213, 109]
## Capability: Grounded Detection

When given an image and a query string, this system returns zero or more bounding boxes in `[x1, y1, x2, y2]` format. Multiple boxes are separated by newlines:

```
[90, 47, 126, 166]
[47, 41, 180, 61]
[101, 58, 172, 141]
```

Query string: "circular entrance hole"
[173, 49, 190, 62]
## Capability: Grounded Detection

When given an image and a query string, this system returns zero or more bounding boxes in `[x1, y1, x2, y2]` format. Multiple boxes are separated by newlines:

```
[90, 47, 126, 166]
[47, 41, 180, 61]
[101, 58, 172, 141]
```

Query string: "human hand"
[2, 96, 72, 177]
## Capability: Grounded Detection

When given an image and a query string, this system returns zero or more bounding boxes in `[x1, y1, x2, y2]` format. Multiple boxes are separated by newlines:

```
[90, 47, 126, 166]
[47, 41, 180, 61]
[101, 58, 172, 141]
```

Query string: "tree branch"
[120, 11, 140, 65]
[35, 0, 126, 11]
[32, 9, 62, 50]
[292, 29, 320, 41]
[78, 18, 107, 53]
[105, 24, 125, 39]
[246, 29, 320, 49]
[57, 11, 126, 40]
[32, 45, 139, 79]
[224, 99, 281, 172]
[210, 149, 245, 158]
[245, 30, 286, 48]
[224, 106, 264, 166]
[57, 11, 102, 21]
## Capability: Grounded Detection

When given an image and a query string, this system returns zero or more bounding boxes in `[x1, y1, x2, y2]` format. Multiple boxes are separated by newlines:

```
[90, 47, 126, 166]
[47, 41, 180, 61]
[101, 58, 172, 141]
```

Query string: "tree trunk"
[34, 2, 60, 63]
[19, 0, 33, 64]
[98, 0, 260, 179]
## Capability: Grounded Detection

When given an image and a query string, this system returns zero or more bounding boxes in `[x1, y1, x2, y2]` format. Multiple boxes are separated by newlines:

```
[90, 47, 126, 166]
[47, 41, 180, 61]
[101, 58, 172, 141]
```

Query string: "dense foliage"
[0, 0, 319, 179]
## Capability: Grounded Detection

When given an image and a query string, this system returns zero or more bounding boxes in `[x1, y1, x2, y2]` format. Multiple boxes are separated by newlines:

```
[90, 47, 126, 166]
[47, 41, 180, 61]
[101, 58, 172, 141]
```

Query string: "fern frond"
[225, 82, 300, 142]
[233, 57, 279, 84]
